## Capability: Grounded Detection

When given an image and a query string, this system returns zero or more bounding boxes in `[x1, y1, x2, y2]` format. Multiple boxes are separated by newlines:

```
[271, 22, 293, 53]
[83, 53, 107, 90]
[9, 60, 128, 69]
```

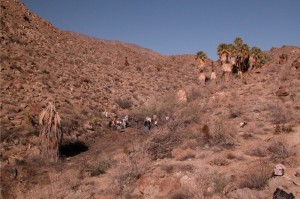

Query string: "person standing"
[144, 117, 151, 133]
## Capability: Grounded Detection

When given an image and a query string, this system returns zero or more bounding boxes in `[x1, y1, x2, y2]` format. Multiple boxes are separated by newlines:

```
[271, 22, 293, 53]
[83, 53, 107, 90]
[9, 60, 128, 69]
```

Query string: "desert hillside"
[1, 0, 300, 199]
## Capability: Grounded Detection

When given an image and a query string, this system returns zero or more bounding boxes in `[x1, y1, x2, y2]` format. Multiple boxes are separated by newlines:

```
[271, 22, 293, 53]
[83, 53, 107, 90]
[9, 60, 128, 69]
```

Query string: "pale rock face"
[220, 54, 227, 64]
[222, 63, 232, 72]
[210, 72, 217, 80]
[230, 57, 236, 65]
[273, 164, 286, 176]
[177, 89, 187, 103]
[249, 56, 255, 68]
[198, 73, 206, 81]
[197, 59, 205, 69]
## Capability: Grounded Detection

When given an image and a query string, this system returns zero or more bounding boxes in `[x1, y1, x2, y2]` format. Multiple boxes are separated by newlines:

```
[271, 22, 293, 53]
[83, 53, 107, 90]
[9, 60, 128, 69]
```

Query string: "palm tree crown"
[196, 50, 208, 61]
[217, 43, 228, 58]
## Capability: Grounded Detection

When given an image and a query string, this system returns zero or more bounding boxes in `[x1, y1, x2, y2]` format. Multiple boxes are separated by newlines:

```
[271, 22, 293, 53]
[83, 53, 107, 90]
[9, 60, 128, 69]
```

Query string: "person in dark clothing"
[144, 117, 151, 133]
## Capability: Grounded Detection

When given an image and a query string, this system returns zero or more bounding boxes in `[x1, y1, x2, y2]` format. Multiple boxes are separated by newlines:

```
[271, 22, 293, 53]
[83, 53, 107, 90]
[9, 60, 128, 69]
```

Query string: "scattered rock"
[273, 164, 286, 176]
[83, 123, 93, 130]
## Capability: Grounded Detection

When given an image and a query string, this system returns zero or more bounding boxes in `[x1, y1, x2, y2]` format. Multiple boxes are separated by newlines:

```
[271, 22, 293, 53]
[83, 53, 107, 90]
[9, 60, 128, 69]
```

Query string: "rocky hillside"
[0, 0, 206, 141]
[1, 0, 300, 199]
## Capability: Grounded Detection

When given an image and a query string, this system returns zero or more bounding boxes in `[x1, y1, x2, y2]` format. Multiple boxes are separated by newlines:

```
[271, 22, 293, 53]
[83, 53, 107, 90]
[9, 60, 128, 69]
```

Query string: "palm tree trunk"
[39, 103, 63, 162]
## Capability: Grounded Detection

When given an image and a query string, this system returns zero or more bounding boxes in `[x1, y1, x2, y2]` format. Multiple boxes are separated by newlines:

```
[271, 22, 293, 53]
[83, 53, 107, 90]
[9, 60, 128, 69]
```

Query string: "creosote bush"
[115, 98, 132, 109]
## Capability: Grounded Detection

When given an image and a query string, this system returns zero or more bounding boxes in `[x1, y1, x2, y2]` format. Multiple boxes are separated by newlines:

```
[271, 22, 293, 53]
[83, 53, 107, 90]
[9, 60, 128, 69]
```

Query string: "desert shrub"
[178, 164, 195, 173]
[229, 108, 242, 119]
[274, 124, 293, 134]
[201, 120, 236, 148]
[161, 164, 175, 174]
[185, 85, 202, 102]
[226, 152, 236, 160]
[239, 164, 272, 190]
[135, 66, 142, 71]
[90, 160, 111, 176]
[145, 130, 182, 160]
[212, 172, 230, 195]
[246, 143, 268, 157]
[178, 153, 195, 161]
[200, 124, 211, 143]
[170, 193, 193, 199]
[115, 153, 150, 194]
[279, 67, 290, 81]
[178, 102, 201, 125]
[267, 138, 296, 162]
[115, 98, 132, 109]
[209, 158, 229, 166]
[270, 104, 292, 124]
[242, 133, 253, 139]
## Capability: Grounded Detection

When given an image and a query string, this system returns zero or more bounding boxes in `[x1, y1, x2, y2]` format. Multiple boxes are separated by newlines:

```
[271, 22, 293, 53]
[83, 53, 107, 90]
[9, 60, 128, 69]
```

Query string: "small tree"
[39, 102, 63, 162]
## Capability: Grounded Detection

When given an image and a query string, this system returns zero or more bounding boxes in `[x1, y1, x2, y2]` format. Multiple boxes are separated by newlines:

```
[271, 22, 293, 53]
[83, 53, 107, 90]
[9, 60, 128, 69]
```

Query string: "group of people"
[110, 115, 129, 132]
[102, 110, 162, 133]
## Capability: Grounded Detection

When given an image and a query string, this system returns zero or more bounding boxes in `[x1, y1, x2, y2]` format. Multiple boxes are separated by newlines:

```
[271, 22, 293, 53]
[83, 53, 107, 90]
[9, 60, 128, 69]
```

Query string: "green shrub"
[90, 160, 111, 176]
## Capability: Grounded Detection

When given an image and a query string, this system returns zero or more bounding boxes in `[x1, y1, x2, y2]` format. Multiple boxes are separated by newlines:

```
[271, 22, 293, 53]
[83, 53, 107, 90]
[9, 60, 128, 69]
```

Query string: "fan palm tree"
[227, 43, 236, 65]
[39, 102, 63, 162]
[217, 43, 228, 64]
[234, 37, 244, 47]
[250, 46, 262, 68]
[233, 38, 249, 72]
[196, 50, 207, 68]
[240, 44, 250, 57]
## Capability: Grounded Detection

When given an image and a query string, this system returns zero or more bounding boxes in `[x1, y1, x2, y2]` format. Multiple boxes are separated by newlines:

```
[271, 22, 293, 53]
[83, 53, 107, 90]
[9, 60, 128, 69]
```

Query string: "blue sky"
[20, 0, 300, 60]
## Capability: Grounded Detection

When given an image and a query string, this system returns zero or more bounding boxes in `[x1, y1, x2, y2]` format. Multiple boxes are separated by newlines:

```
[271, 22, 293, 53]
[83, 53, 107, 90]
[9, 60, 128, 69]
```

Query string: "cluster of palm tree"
[217, 37, 266, 73]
